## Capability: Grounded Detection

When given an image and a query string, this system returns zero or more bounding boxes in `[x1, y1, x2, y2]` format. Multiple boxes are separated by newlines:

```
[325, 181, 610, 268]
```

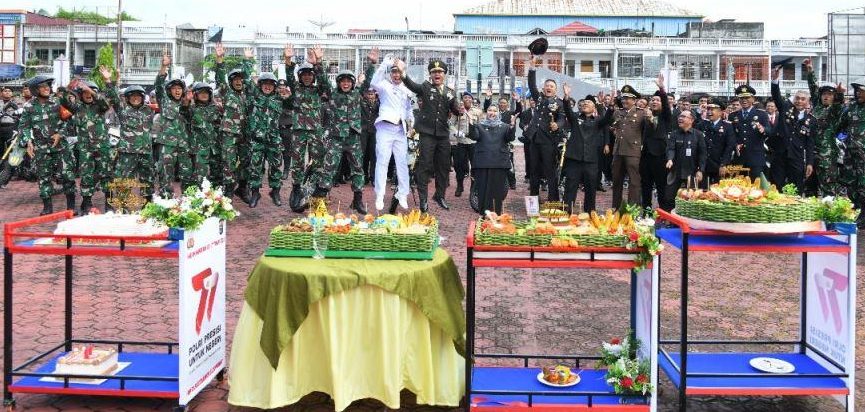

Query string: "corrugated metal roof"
[550, 20, 598, 34]
[458, 0, 701, 17]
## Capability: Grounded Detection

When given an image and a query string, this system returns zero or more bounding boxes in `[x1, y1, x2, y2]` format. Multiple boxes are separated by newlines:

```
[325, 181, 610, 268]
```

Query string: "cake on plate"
[54, 345, 118, 376]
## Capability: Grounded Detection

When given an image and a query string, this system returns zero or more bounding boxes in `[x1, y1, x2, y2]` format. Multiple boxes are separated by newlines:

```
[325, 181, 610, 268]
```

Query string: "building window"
[782, 63, 795, 80]
[34, 49, 48, 63]
[580, 60, 593, 73]
[618, 54, 642, 77]
[0, 25, 16, 64]
[599, 61, 611, 78]
[83, 49, 96, 67]
[51, 49, 64, 59]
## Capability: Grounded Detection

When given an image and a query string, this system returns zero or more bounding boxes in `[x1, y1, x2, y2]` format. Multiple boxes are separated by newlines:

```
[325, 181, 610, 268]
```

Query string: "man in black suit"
[665, 110, 707, 208]
[696, 99, 736, 188]
[525, 59, 567, 201]
[729, 84, 770, 179]
[561, 85, 614, 212]
[401, 59, 460, 211]
[769, 67, 816, 193]
[640, 74, 672, 210]
[518, 97, 535, 184]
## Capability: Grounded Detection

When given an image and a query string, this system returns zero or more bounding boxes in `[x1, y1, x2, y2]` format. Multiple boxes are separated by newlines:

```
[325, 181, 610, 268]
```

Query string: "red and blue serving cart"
[465, 221, 660, 411]
[655, 209, 856, 412]
[3, 211, 227, 411]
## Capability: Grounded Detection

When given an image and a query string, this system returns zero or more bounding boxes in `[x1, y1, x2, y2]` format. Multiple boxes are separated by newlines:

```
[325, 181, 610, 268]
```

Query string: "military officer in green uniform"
[214, 43, 252, 202]
[18, 75, 77, 215]
[840, 81, 865, 225]
[188, 82, 221, 189]
[284, 44, 330, 212]
[60, 77, 112, 212]
[324, 47, 378, 214]
[245, 48, 291, 208]
[804, 58, 845, 196]
[154, 51, 192, 197]
[101, 71, 156, 202]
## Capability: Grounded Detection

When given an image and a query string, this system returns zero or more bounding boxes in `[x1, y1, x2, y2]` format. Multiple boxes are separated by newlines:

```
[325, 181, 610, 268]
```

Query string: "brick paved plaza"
[1, 148, 863, 411]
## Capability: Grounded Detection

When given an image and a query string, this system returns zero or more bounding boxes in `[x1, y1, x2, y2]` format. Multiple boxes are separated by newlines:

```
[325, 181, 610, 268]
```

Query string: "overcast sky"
[5, 0, 865, 39]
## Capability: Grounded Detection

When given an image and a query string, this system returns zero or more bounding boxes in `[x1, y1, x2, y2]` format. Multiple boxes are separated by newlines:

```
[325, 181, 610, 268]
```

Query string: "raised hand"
[306, 49, 317, 65]
[357, 73, 366, 85]
[804, 58, 813, 73]
[311, 45, 324, 63]
[511, 91, 519, 100]
[484, 85, 492, 98]
[215, 42, 225, 63]
[283, 43, 294, 63]
[243, 47, 254, 59]
[562, 82, 571, 97]
[161, 49, 171, 68]
[837, 83, 846, 94]
[367, 47, 380, 63]
[772, 67, 781, 81]
[655, 72, 665, 89]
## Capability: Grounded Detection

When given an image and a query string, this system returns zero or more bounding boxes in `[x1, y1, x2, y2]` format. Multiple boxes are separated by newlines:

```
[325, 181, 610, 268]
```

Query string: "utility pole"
[116, 0, 122, 70]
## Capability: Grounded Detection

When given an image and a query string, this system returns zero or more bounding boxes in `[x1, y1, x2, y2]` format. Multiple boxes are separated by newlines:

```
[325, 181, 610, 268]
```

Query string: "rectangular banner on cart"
[178, 218, 227, 405]
[805, 252, 850, 367]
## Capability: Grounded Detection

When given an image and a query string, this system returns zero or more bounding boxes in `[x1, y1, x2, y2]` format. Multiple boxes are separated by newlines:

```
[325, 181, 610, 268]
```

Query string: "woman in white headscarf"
[469, 105, 516, 215]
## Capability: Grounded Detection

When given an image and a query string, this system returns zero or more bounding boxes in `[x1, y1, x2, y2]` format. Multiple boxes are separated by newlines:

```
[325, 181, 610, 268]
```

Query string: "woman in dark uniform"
[469, 105, 516, 214]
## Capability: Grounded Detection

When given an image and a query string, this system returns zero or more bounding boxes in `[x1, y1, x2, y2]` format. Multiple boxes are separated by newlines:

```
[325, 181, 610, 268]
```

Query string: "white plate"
[749, 357, 795, 374]
[41, 362, 131, 385]
[537, 371, 581, 387]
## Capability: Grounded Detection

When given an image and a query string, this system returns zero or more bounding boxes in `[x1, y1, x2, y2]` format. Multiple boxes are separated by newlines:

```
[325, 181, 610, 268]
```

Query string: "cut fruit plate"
[536, 371, 581, 387]
[749, 357, 795, 374]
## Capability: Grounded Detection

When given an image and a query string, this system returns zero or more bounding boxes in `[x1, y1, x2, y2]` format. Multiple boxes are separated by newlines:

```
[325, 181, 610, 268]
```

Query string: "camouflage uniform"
[286, 62, 329, 191]
[188, 87, 221, 189]
[60, 89, 112, 198]
[807, 71, 844, 196]
[214, 59, 252, 195]
[154, 74, 192, 196]
[840, 99, 865, 212]
[105, 85, 155, 197]
[326, 65, 375, 192]
[17, 98, 77, 199]
[246, 75, 288, 191]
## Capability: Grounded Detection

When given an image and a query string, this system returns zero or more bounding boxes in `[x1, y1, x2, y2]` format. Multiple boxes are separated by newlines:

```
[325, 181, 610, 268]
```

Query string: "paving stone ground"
[0, 147, 863, 411]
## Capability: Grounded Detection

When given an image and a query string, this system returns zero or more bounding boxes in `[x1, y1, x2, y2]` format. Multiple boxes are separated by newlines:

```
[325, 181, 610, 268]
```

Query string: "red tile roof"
[550, 20, 598, 35]
[25, 12, 76, 26]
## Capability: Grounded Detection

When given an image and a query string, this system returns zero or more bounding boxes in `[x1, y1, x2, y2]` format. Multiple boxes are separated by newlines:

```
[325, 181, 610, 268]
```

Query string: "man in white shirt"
[370, 54, 414, 211]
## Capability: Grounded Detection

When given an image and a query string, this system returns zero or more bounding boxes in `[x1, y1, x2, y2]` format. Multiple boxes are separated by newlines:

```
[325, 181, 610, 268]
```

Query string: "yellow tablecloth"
[228, 285, 465, 410]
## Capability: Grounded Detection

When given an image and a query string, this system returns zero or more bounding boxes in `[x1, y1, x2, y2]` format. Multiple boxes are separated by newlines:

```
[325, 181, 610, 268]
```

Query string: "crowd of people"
[2, 47, 864, 222]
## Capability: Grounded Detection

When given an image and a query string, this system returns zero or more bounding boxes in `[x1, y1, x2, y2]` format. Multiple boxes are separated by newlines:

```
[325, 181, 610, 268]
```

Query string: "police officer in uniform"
[525, 58, 567, 201]
[770, 67, 815, 193]
[696, 98, 736, 188]
[611, 84, 649, 209]
[640, 74, 672, 210]
[730, 84, 770, 179]
[402, 59, 460, 212]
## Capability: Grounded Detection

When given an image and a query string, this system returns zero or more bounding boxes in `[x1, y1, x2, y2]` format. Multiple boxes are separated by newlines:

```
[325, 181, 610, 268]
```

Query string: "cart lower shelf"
[471, 367, 649, 411]
[9, 352, 179, 398]
[658, 352, 848, 396]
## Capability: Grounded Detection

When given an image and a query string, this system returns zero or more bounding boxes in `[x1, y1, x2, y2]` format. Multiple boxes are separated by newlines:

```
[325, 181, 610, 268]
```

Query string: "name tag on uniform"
[685, 148, 692, 157]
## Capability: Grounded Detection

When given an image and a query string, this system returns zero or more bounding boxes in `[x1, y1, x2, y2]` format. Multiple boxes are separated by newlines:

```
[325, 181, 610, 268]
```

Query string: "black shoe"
[269, 188, 282, 206]
[80, 196, 92, 214]
[65, 193, 78, 216]
[388, 197, 399, 214]
[454, 180, 464, 197]
[351, 191, 368, 214]
[40, 198, 53, 216]
[433, 193, 450, 210]
[235, 183, 250, 205]
[249, 189, 261, 208]
[289, 184, 302, 211]
[418, 191, 429, 213]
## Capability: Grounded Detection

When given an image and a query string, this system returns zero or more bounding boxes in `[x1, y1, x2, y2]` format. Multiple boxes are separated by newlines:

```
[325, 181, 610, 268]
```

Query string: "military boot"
[235, 181, 250, 204]
[249, 188, 261, 208]
[66, 193, 79, 216]
[454, 179, 464, 197]
[269, 187, 283, 206]
[40, 198, 53, 216]
[418, 189, 429, 213]
[80, 196, 92, 215]
[289, 184, 303, 212]
[351, 191, 367, 214]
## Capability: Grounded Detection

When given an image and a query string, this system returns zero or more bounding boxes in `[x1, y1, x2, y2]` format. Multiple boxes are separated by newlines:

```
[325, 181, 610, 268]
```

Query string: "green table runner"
[244, 248, 466, 369]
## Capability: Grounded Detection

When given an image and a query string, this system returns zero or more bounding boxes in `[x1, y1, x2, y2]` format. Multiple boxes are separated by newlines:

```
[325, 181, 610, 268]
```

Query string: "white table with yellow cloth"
[227, 249, 466, 411]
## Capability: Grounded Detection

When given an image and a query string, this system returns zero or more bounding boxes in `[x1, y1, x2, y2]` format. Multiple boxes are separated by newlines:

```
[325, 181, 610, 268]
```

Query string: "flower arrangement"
[598, 333, 653, 396]
[817, 196, 860, 224]
[141, 179, 238, 230]
[625, 217, 663, 270]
